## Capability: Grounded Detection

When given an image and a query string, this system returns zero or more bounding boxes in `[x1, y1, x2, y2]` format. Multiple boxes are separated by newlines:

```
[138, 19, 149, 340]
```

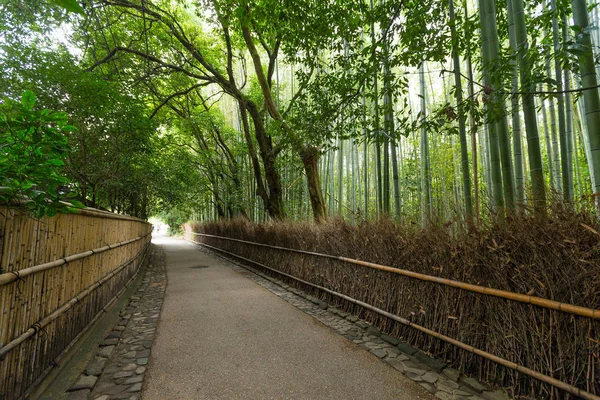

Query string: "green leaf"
[47, 159, 65, 166]
[70, 200, 86, 209]
[52, 0, 85, 15]
[21, 91, 36, 110]
[62, 125, 78, 132]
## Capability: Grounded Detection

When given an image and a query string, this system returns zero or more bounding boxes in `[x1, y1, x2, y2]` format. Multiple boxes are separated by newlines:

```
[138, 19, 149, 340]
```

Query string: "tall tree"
[511, 0, 547, 210]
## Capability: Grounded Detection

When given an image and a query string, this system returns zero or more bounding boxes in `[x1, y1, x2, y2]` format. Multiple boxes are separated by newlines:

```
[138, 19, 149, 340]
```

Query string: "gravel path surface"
[143, 236, 433, 400]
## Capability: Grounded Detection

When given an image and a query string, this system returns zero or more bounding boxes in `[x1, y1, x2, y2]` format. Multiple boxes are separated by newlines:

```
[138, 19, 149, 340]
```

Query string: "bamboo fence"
[184, 224, 600, 399]
[0, 205, 152, 400]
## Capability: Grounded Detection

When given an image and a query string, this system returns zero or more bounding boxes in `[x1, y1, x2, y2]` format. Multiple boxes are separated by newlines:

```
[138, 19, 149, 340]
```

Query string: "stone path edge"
[194, 243, 511, 400]
[65, 244, 167, 400]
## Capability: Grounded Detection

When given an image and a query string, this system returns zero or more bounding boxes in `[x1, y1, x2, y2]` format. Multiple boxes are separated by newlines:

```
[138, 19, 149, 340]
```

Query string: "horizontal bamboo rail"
[0, 244, 149, 358]
[0, 233, 150, 286]
[20, 247, 148, 400]
[191, 238, 600, 400]
[0, 206, 152, 400]
[188, 232, 600, 320]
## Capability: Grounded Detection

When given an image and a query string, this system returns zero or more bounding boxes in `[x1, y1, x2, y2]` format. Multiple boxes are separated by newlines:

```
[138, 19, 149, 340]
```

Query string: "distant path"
[143, 236, 432, 399]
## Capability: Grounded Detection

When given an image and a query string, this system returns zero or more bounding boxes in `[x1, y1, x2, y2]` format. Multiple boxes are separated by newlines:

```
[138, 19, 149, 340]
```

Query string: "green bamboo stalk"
[363, 106, 369, 219]
[546, 55, 563, 193]
[507, 0, 525, 203]
[572, 0, 600, 196]
[370, 0, 382, 215]
[420, 63, 432, 222]
[351, 138, 356, 220]
[540, 89, 556, 191]
[479, 0, 505, 211]
[337, 135, 343, 216]
[464, 0, 480, 221]
[552, 0, 573, 200]
[563, 17, 576, 198]
[484, 0, 516, 210]
[382, 27, 400, 218]
[449, 0, 473, 222]
[511, 0, 547, 210]
[575, 79, 596, 190]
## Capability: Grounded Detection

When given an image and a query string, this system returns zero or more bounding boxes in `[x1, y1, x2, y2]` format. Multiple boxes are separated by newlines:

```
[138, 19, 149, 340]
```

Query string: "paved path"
[143, 236, 432, 400]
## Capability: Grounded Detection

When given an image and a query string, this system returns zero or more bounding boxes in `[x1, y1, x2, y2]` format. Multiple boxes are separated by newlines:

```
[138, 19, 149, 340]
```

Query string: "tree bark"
[300, 145, 328, 222]
[245, 101, 286, 220]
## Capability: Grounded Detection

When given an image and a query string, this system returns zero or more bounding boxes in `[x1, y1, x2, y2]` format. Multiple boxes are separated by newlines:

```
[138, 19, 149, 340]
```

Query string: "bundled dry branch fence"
[185, 211, 600, 400]
[0, 205, 151, 400]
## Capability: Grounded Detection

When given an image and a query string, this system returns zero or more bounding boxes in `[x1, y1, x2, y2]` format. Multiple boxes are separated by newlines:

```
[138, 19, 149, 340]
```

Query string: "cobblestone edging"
[66, 245, 167, 400]
[200, 246, 511, 400]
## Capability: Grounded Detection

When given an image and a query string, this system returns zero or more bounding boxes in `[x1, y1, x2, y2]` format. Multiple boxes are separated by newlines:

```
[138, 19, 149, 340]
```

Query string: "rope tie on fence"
[38, 326, 50, 339]
[10, 271, 24, 293]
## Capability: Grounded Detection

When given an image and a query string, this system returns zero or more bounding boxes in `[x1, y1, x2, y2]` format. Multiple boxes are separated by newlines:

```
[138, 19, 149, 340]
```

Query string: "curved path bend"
[143, 236, 432, 399]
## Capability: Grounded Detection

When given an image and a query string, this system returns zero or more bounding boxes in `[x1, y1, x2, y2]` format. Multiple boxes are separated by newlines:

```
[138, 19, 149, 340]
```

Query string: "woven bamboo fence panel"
[0, 206, 152, 400]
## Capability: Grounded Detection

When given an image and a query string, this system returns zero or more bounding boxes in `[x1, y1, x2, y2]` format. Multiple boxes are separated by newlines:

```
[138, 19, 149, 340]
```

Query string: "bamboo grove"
[3, 0, 600, 226]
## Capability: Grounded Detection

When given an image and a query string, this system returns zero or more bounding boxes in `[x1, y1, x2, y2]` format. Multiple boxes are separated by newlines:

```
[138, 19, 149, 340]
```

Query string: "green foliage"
[51, 0, 84, 15]
[0, 91, 82, 217]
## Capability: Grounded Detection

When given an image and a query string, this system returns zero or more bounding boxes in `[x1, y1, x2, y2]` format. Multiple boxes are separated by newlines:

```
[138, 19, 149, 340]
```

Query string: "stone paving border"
[65, 245, 166, 400]
[197, 245, 511, 400]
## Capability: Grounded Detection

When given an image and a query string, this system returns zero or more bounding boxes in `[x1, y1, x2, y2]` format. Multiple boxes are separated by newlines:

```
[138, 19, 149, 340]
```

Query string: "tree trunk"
[244, 102, 286, 220]
[300, 145, 327, 222]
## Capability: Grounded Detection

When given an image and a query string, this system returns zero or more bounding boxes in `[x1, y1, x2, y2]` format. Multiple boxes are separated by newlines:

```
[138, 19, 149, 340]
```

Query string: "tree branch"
[149, 83, 209, 118]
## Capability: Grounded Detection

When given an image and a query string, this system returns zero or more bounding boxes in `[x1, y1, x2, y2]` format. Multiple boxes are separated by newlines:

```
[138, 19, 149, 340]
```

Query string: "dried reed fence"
[185, 208, 600, 400]
[0, 205, 152, 400]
